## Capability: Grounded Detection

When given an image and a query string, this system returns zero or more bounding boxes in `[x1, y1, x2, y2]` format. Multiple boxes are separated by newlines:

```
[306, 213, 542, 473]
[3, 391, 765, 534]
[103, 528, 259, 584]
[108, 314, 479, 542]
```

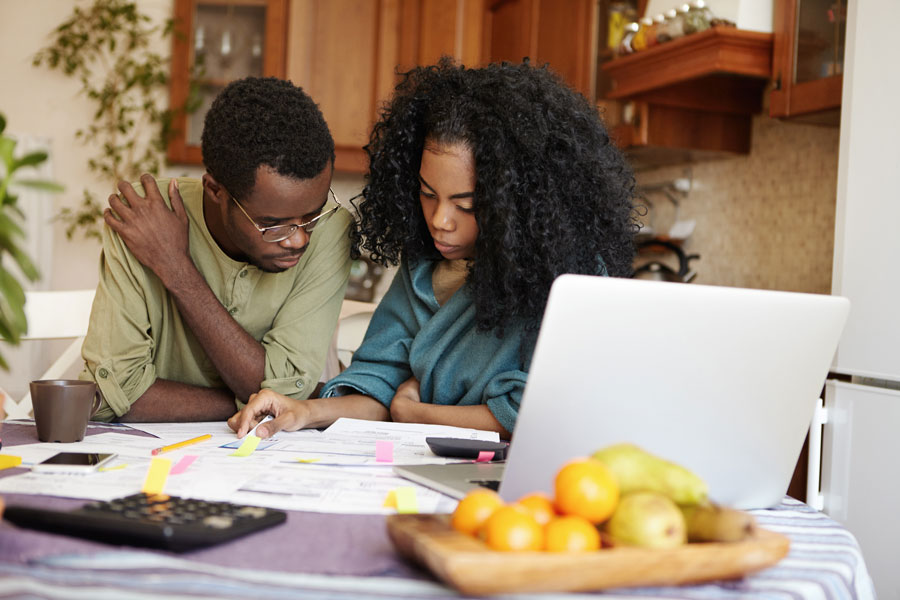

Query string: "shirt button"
[98, 368, 109, 379]
[239, 270, 248, 278]
[295, 380, 305, 390]
[228, 307, 238, 315]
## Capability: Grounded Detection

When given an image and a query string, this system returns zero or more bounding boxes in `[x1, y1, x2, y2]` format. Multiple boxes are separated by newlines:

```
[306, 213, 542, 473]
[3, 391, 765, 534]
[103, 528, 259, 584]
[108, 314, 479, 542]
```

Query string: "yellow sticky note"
[383, 490, 397, 508]
[142, 457, 171, 495]
[99, 463, 128, 472]
[231, 434, 261, 457]
[0, 455, 23, 470]
[296, 458, 321, 464]
[395, 487, 418, 514]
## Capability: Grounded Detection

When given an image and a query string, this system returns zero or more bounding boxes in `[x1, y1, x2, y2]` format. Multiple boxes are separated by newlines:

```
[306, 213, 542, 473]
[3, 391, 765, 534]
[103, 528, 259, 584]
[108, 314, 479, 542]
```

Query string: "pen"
[151, 434, 212, 455]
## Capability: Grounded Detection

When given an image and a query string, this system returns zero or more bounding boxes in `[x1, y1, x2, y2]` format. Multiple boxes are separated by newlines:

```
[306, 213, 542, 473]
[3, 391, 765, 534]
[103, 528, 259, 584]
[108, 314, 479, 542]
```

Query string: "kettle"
[632, 240, 699, 283]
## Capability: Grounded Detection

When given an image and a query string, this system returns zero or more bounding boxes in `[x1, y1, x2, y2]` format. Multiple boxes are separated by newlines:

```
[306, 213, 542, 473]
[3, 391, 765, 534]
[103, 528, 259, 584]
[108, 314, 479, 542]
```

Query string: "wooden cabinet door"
[484, 0, 597, 99]
[287, 0, 486, 173]
[287, 0, 403, 173]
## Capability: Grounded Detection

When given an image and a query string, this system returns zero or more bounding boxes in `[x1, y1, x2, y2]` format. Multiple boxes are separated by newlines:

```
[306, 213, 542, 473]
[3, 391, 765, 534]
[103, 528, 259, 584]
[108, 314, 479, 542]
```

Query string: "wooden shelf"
[598, 27, 774, 168]
[603, 27, 774, 110]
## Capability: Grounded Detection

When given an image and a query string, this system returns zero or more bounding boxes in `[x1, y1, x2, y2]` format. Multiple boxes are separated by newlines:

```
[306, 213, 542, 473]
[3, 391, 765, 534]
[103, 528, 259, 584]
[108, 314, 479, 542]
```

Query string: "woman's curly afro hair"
[354, 58, 638, 334]
[202, 77, 334, 200]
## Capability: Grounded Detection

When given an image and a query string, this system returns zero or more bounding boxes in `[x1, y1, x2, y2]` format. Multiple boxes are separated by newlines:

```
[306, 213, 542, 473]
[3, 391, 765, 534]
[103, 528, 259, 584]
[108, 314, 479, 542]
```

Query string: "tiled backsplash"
[635, 115, 840, 294]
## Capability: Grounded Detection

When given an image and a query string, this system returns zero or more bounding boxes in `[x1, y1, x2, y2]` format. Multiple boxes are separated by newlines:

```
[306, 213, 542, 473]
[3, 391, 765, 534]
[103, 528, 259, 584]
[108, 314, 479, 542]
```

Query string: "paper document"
[230, 463, 458, 514]
[227, 418, 500, 465]
[119, 421, 236, 441]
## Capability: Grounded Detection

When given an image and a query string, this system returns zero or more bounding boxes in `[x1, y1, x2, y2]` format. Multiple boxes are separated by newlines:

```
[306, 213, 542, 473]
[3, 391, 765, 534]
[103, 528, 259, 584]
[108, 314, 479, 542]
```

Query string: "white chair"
[336, 299, 377, 369]
[2, 289, 96, 419]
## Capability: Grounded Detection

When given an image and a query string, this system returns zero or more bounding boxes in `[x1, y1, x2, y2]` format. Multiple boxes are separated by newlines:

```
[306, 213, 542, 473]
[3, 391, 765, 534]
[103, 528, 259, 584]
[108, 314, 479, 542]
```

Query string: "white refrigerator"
[818, 2, 900, 598]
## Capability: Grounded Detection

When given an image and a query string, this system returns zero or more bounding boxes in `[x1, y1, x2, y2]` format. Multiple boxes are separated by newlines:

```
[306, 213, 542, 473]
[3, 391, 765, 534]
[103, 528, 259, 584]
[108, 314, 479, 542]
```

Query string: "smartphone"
[31, 452, 117, 473]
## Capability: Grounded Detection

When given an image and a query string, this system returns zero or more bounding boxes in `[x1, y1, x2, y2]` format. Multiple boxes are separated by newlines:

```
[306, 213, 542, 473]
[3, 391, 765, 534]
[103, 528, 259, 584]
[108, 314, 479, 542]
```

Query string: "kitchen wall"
[635, 114, 840, 294]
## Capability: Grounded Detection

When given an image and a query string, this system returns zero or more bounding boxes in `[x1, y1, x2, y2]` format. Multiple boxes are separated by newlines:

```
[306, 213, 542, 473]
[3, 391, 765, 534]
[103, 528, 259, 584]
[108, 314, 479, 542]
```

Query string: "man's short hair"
[201, 77, 335, 200]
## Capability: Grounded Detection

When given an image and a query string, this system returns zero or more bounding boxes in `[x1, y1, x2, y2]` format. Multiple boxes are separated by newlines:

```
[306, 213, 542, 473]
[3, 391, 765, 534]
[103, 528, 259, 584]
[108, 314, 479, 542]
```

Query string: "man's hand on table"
[228, 389, 311, 439]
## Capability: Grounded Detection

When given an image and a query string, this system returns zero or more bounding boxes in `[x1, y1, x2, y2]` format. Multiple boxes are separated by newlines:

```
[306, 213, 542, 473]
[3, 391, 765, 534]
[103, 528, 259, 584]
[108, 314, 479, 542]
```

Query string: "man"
[80, 77, 352, 422]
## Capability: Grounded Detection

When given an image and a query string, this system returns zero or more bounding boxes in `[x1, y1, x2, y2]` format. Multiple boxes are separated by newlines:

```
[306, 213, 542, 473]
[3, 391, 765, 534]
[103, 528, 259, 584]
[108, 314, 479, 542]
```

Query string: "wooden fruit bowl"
[387, 514, 789, 596]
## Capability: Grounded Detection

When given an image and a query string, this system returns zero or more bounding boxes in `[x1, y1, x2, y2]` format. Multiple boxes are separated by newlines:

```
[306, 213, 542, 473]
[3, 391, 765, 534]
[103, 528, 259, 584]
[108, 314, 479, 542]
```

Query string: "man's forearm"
[162, 262, 266, 402]
[117, 379, 238, 422]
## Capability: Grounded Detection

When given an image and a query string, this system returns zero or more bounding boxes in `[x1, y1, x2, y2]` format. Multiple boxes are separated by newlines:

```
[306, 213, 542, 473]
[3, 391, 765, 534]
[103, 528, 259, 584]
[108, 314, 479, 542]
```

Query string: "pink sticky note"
[170, 455, 198, 475]
[476, 451, 494, 462]
[375, 440, 393, 463]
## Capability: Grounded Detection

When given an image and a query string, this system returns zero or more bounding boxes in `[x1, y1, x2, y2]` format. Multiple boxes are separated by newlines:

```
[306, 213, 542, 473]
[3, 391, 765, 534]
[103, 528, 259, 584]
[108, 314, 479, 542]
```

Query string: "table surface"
[0, 422, 877, 600]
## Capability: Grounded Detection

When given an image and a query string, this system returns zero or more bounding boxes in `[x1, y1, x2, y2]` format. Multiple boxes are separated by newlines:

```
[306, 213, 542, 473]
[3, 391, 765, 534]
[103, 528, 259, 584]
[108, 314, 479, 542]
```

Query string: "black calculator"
[3, 493, 287, 552]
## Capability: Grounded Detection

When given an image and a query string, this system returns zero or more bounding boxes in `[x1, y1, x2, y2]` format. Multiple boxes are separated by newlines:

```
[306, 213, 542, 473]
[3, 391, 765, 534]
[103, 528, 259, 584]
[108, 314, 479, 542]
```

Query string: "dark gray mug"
[30, 379, 102, 442]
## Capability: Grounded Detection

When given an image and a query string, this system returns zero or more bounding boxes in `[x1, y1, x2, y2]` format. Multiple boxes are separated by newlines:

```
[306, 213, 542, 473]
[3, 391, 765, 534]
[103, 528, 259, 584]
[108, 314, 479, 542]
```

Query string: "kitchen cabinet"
[601, 27, 773, 168]
[286, 0, 482, 173]
[484, 0, 598, 99]
[769, 0, 845, 123]
[168, 0, 289, 164]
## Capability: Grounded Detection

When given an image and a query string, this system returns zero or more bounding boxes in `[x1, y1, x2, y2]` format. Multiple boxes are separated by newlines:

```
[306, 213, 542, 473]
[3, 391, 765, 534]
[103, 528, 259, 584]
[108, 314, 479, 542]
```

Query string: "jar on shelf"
[617, 21, 640, 55]
[685, 0, 713, 34]
[657, 8, 685, 43]
[646, 13, 665, 48]
[607, 2, 629, 51]
[632, 17, 653, 52]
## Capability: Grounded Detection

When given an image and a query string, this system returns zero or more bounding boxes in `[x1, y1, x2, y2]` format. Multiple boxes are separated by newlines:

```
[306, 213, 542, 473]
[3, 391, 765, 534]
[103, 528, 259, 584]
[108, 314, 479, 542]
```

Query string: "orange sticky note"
[142, 457, 171, 495]
[231, 435, 261, 457]
[383, 490, 397, 508]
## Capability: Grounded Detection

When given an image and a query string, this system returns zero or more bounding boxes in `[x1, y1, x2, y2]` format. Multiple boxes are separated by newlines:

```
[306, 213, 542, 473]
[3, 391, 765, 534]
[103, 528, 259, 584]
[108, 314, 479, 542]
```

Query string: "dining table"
[0, 420, 876, 599]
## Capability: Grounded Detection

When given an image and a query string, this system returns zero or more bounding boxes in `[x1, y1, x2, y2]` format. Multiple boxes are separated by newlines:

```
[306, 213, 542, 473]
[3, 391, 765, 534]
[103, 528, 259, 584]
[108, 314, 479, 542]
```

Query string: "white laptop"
[395, 274, 850, 509]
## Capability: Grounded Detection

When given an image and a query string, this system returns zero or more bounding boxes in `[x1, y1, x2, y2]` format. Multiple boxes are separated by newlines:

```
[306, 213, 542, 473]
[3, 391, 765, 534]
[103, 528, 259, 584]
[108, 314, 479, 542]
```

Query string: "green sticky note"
[395, 487, 418, 514]
[99, 463, 128, 472]
[231, 435, 261, 457]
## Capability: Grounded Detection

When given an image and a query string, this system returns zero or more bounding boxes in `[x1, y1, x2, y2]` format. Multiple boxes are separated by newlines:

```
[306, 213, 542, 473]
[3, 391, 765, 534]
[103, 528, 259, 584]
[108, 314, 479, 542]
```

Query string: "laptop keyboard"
[469, 479, 501, 491]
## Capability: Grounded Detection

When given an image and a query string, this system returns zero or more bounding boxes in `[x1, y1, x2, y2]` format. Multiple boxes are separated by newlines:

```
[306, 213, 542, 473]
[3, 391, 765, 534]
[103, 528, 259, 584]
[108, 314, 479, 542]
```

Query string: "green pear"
[605, 491, 687, 549]
[592, 443, 708, 505]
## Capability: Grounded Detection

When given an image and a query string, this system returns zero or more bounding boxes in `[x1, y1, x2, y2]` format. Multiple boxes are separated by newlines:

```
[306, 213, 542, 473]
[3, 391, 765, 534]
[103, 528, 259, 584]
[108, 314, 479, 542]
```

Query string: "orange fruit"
[545, 515, 602, 552]
[482, 504, 545, 551]
[450, 489, 504, 536]
[515, 492, 556, 526]
[554, 458, 619, 524]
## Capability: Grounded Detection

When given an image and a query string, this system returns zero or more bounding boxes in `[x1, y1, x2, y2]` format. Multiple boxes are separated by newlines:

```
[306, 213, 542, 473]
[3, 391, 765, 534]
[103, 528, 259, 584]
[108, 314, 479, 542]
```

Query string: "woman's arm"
[228, 389, 389, 438]
[389, 377, 512, 439]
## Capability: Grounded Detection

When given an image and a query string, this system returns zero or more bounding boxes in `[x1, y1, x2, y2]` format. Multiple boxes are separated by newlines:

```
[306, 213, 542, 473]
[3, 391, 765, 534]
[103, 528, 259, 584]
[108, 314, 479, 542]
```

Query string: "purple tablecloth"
[0, 421, 876, 599]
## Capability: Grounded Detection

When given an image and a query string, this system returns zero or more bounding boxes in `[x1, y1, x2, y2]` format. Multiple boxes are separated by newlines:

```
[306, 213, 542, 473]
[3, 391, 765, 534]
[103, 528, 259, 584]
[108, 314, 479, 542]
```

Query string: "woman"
[229, 58, 637, 440]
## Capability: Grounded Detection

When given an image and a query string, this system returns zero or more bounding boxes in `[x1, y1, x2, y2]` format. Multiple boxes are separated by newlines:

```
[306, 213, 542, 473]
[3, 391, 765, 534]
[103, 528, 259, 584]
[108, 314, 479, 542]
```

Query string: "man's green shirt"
[80, 177, 352, 421]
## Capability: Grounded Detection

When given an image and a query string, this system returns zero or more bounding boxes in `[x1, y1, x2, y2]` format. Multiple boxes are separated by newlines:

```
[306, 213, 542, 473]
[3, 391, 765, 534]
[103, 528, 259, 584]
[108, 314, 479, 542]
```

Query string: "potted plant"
[0, 113, 64, 369]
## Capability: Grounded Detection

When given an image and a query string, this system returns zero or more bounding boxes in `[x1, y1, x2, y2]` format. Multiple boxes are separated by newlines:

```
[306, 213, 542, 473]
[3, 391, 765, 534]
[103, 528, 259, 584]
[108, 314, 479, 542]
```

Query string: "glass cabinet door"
[770, 0, 845, 122]
[168, 0, 287, 164]
[794, 0, 845, 84]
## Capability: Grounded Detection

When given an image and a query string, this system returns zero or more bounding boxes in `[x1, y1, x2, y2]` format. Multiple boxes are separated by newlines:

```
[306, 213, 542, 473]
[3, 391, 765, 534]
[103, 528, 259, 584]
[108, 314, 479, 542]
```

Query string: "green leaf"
[12, 179, 66, 192]
[12, 151, 49, 170]
[0, 113, 6, 135]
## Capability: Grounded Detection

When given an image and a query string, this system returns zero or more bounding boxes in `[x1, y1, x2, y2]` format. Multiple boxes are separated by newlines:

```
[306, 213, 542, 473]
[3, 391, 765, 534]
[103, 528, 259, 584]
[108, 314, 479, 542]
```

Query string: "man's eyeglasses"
[230, 188, 343, 243]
